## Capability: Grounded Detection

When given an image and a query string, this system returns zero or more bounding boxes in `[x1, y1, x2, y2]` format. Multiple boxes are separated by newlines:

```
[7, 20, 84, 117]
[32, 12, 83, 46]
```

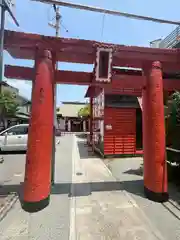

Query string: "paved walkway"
[71, 138, 165, 240]
[0, 135, 178, 239]
[105, 156, 180, 240]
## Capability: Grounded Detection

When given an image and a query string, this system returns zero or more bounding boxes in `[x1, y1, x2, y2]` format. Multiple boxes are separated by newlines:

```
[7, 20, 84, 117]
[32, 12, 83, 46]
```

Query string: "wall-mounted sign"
[105, 124, 112, 130]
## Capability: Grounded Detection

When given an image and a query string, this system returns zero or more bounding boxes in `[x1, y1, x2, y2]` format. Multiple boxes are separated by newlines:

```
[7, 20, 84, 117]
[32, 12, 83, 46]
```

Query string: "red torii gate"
[4, 29, 180, 212]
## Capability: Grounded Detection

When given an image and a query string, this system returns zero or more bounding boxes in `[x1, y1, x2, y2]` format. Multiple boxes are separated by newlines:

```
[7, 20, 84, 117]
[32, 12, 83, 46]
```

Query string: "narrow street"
[0, 136, 73, 239]
[0, 135, 180, 239]
[0, 152, 25, 219]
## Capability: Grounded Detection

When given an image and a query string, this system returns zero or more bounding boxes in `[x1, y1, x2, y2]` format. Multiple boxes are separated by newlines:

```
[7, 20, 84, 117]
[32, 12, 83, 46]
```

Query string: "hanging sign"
[105, 124, 112, 130]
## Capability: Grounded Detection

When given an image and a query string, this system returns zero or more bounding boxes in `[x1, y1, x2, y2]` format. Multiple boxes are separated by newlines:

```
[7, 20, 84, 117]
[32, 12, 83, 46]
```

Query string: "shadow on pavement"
[0, 180, 144, 198]
[0, 183, 23, 196]
[75, 133, 88, 139]
[0, 151, 26, 155]
[0, 194, 9, 207]
[1, 179, 180, 209]
[123, 166, 143, 176]
[77, 141, 97, 159]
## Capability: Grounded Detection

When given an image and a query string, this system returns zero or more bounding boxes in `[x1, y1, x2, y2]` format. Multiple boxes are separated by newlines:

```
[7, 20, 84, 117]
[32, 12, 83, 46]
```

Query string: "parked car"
[0, 124, 29, 152]
[55, 128, 61, 136]
[0, 124, 59, 152]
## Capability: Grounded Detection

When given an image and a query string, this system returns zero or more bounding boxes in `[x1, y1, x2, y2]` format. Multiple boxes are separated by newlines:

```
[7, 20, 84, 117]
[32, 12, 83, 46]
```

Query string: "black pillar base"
[22, 195, 50, 213]
[144, 186, 169, 203]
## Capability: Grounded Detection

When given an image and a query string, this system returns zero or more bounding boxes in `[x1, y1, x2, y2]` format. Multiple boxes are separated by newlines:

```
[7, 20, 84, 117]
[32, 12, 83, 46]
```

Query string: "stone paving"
[0, 135, 180, 239]
[105, 156, 180, 240]
[72, 138, 164, 240]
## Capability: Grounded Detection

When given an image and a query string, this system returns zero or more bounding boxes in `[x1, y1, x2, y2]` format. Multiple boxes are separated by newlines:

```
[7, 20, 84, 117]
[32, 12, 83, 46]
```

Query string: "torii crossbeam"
[4, 30, 180, 70]
[5, 64, 180, 92]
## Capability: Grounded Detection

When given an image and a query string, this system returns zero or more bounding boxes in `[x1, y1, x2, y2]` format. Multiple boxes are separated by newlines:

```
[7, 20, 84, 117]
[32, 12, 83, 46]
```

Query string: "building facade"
[56, 101, 89, 132]
[0, 81, 31, 130]
[151, 26, 180, 49]
[91, 92, 142, 157]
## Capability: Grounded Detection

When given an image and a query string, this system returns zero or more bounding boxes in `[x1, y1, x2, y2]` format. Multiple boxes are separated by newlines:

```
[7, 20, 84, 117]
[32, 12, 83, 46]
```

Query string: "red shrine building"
[85, 68, 143, 157]
[4, 29, 180, 213]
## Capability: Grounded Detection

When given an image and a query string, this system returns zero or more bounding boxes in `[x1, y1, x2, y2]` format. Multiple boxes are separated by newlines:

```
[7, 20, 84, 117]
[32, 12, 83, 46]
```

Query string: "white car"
[0, 124, 60, 152]
[0, 124, 29, 152]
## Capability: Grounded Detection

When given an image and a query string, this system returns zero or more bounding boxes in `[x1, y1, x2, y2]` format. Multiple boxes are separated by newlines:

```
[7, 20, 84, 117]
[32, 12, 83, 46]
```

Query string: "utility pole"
[48, 4, 61, 185]
[0, 2, 6, 83]
[0, 0, 19, 84]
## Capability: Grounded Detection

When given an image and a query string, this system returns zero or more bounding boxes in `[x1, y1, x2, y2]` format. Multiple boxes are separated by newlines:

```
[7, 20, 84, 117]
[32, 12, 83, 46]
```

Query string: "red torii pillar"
[143, 61, 168, 202]
[22, 49, 54, 212]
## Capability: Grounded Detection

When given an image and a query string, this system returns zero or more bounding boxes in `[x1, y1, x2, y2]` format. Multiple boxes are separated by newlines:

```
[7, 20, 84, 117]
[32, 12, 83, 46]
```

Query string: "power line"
[60, 21, 80, 38]
[0, 0, 19, 26]
[31, 0, 180, 25]
[60, 21, 68, 33]
[47, 5, 56, 22]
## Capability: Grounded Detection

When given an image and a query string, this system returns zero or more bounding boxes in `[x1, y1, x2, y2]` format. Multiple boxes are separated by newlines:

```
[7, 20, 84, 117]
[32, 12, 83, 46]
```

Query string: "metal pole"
[0, 2, 5, 83]
[0, 0, 19, 86]
[32, 0, 180, 26]
[51, 5, 60, 185]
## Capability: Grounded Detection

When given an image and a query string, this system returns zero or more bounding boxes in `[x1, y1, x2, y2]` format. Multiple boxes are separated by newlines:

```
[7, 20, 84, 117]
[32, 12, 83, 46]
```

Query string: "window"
[5, 126, 28, 136]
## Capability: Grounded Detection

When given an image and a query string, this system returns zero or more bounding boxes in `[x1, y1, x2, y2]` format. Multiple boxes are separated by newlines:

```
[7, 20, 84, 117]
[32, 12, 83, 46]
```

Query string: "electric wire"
[47, 4, 56, 22]
[60, 21, 69, 33]
[60, 20, 79, 38]
[32, 0, 180, 26]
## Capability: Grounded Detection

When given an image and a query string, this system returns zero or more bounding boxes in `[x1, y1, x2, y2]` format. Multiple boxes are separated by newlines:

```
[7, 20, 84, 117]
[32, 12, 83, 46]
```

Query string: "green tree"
[166, 91, 180, 148]
[0, 91, 19, 128]
[78, 104, 90, 117]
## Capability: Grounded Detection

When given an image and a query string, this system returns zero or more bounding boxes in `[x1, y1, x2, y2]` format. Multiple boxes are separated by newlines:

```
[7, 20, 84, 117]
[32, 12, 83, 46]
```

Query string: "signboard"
[105, 124, 112, 130]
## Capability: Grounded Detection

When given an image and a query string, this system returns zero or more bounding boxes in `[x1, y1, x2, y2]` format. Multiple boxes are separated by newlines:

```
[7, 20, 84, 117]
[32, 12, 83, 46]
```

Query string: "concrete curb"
[69, 135, 76, 240]
[0, 193, 18, 222]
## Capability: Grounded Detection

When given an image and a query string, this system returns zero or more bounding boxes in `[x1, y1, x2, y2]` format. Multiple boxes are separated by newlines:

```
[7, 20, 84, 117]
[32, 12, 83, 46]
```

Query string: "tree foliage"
[0, 91, 19, 128]
[166, 91, 180, 148]
[78, 104, 90, 117]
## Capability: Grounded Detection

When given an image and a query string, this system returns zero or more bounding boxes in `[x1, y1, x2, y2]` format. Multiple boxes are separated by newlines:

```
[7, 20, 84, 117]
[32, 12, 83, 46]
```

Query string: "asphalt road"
[0, 152, 26, 186]
[0, 135, 74, 239]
